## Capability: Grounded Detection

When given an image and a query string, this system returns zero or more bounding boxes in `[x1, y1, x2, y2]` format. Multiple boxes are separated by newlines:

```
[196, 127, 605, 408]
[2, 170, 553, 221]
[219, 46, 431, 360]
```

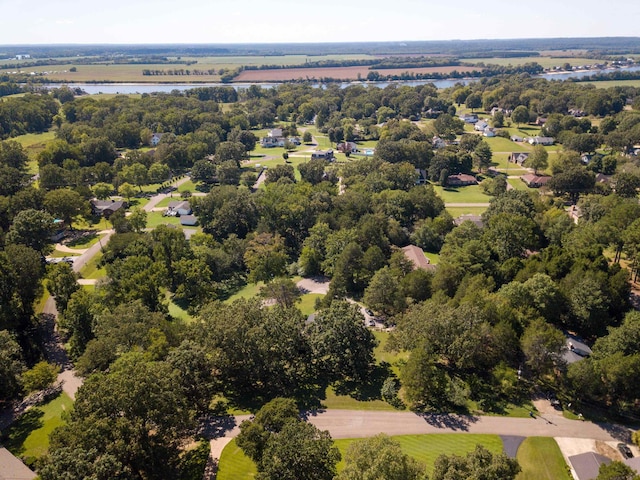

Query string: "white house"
[483, 127, 497, 137]
[150, 133, 164, 146]
[474, 121, 489, 131]
[166, 201, 192, 217]
[528, 136, 554, 146]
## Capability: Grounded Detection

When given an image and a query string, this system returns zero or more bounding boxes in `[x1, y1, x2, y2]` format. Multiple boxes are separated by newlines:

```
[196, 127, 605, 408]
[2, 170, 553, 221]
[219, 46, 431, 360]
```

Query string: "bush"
[21, 361, 59, 394]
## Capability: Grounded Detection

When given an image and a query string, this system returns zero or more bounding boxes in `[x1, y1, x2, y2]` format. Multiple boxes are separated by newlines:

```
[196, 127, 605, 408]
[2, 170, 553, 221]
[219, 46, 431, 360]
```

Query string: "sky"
[0, 0, 638, 45]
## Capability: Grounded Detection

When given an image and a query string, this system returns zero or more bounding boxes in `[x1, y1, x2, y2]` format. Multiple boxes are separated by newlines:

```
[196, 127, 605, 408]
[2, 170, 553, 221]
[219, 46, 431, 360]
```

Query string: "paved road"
[143, 176, 192, 212]
[72, 230, 113, 273]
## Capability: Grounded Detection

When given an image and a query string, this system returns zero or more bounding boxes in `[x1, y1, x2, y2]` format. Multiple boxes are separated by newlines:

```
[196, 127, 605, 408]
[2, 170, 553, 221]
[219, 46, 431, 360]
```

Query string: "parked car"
[618, 443, 633, 459]
[364, 309, 374, 317]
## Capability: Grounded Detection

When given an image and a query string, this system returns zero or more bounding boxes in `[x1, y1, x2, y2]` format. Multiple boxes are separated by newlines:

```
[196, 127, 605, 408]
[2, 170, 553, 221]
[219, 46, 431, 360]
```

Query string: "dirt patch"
[236, 65, 479, 82]
[596, 441, 622, 461]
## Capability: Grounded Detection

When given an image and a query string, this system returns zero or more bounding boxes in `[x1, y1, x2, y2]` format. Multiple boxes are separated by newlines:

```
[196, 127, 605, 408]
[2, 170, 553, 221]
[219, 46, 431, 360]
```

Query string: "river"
[46, 65, 640, 95]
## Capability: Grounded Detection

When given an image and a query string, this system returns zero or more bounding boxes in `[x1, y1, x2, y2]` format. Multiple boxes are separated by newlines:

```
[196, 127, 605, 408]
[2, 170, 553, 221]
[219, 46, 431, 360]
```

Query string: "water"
[45, 65, 640, 95]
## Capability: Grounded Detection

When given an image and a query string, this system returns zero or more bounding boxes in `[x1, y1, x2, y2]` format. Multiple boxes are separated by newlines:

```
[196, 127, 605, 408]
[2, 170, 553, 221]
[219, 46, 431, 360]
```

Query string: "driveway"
[296, 277, 330, 294]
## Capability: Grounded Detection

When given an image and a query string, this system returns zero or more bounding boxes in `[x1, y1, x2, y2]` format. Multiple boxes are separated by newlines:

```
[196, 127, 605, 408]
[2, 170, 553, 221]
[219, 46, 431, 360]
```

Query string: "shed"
[179, 214, 198, 226]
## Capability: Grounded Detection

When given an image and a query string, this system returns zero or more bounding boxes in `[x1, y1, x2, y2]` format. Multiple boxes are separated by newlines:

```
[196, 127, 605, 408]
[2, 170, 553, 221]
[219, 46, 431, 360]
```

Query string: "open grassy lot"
[516, 437, 571, 480]
[433, 184, 492, 204]
[146, 211, 186, 228]
[485, 136, 531, 153]
[446, 206, 488, 217]
[298, 293, 323, 317]
[508, 178, 530, 191]
[373, 330, 408, 377]
[460, 56, 597, 68]
[322, 386, 398, 411]
[219, 434, 504, 480]
[79, 250, 106, 279]
[586, 79, 640, 88]
[225, 282, 263, 303]
[2, 392, 73, 460]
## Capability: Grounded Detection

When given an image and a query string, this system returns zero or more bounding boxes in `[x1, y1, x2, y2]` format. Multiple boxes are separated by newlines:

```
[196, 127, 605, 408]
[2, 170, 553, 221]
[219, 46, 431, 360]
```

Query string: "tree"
[493, 110, 505, 128]
[521, 318, 566, 377]
[364, 266, 406, 317]
[0, 140, 28, 170]
[259, 277, 301, 309]
[60, 289, 96, 359]
[336, 434, 426, 480]
[148, 163, 170, 184]
[0, 330, 25, 404]
[128, 207, 147, 233]
[45, 353, 193, 480]
[118, 182, 136, 202]
[244, 233, 289, 283]
[92, 182, 113, 200]
[122, 163, 148, 191]
[303, 131, 313, 143]
[432, 445, 520, 480]
[191, 160, 217, 183]
[548, 167, 595, 203]
[473, 140, 492, 173]
[512, 105, 530, 127]
[484, 213, 538, 262]
[265, 164, 295, 184]
[6, 209, 55, 254]
[466, 93, 482, 112]
[46, 261, 79, 313]
[44, 188, 88, 228]
[21, 361, 59, 393]
[596, 461, 640, 480]
[216, 160, 242, 185]
[524, 144, 549, 174]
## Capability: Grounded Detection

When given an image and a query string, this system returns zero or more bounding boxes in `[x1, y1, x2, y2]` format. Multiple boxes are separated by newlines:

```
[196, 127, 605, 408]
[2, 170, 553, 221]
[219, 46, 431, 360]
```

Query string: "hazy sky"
[0, 0, 638, 44]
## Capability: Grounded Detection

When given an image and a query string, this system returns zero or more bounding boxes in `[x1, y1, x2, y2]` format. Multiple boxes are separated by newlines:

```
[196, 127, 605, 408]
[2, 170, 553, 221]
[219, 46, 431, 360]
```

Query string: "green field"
[446, 206, 488, 217]
[79, 250, 106, 279]
[460, 56, 598, 68]
[218, 433, 504, 480]
[585, 79, 640, 88]
[2, 392, 74, 460]
[433, 184, 492, 204]
[484, 136, 531, 153]
[508, 178, 530, 191]
[516, 437, 571, 480]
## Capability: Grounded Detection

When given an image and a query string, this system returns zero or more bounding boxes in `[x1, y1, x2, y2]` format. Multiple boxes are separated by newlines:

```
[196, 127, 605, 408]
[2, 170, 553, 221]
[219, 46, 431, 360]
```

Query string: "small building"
[90, 199, 127, 218]
[0, 447, 37, 480]
[150, 133, 164, 146]
[401, 245, 436, 272]
[483, 127, 497, 137]
[459, 114, 478, 124]
[521, 173, 551, 188]
[432, 136, 447, 149]
[288, 137, 301, 146]
[474, 120, 489, 131]
[568, 452, 610, 480]
[447, 173, 478, 186]
[454, 214, 484, 228]
[268, 128, 283, 138]
[509, 152, 530, 166]
[528, 136, 554, 146]
[311, 149, 334, 161]
[179, 214, 198, 226]
[510, 135, 523, 142]
[166, 200, 191, 216]
[535, 117, 547, 126]
[337, 141, 358, 154]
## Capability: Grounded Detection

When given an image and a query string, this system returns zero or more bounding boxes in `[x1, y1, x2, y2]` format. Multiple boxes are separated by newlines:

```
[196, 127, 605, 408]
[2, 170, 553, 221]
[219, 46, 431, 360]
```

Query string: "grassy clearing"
[79, 250, 106, 279]
[373, 330, 408, 377]
[146, 211, 185, 228]
[485, 136, 531, 153]
[2, 392, 73, 460]
[34, 291, 50, 315]
[460, 57, 597, 68]
[225, 282, 263, 303]
[508, 178, 530, 191]
[65, 232, 104, 249]
[516, 437, 571, 480]
[586, 79, 640, 88]
[446, 206, 488, 217]
[433, 185, 492, 204]
[298, 293, 323, 317]
[322, 386, 397, 411]
[424, 252, 440, 265]
[49, 249, 81, 258]
[219, 434, 503, 480]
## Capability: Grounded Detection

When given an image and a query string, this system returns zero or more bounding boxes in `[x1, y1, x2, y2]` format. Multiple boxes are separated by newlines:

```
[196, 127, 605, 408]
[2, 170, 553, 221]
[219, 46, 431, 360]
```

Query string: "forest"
[1, 72, 640, 479]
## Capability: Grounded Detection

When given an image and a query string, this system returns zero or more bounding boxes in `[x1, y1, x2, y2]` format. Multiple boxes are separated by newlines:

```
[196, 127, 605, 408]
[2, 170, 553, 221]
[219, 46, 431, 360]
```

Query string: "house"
[510, 135, 523, 142]
[474, 120, 489, 131]
[260, 136, 285, 148]
[535, 117, 547, 126]
[0, 447, 37, 480]
[459, 114, 478, 124]
[150, 133, 164, 146]
[454, 214, 484, 228]
[568, 452, 610, 480]
[521, 173, 551, 188]
[166, 200, 191, 216]
[509, 152, 530, 166]
[288, 137, 301, 146]
[179, 214, 198, 226]
[447, 173, 478, 186]
[337, 141, 358, 154]
[415, 169, 428, 185]
[483, 127, 496, 137]
[401, 245, 436, 272]
[569, 108, 586, 117]
[432, 136, 447, 149]
[595, 173, 612, 184]
[311, 149, 334, 161]
[528, 136, 554, 146]
[90, 199, 127, 218]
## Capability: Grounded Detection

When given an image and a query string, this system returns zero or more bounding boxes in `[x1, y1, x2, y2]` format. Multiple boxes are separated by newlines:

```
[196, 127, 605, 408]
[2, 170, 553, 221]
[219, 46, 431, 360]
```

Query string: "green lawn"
[12, 131, 57, 172]
[2, 392, 74, 460]
[49, 249, 81, 258]
[65, 232, 105, 249]
[424, 252, 440, 265]
[298, 293, 323, 316]
[177, 179, 199, 193]
[322, 386, 398, 411]
[168, 298, 194, 323]
[373, 330, 409, 377]
[508, 178, 530, 191]
[146, 211, 185, 228]
[225, 282, 264, 303]
[219, 434, 503, 480]
[446, 206, 488, 217]
[586, 79, 640, 88]
[484, 136, 531, 153]
[434, 185, 492, 204]
[79, 250, 106, 280]
[516, 437, 571, 480]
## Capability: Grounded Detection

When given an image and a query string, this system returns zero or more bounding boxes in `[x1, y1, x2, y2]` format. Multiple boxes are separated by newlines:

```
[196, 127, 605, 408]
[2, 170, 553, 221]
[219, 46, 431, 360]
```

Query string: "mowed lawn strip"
[218, 433, 503, 480]
[433, 185, 492, 204]
[516, 437, 571, 480]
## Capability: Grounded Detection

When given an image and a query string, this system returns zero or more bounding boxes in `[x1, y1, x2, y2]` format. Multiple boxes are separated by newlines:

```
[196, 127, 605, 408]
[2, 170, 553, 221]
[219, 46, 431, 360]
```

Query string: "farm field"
[585, 79, 640, 88]
[235, 65, 479, 82]
[460, 56, 598, 68]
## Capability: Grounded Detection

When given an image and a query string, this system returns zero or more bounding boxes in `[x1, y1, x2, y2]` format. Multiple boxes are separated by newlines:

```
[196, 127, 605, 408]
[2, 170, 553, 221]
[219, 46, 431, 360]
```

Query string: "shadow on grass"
[0, 408, 45, 455]
[66, 232, 98, 248]
[333, 363, 393, 402]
